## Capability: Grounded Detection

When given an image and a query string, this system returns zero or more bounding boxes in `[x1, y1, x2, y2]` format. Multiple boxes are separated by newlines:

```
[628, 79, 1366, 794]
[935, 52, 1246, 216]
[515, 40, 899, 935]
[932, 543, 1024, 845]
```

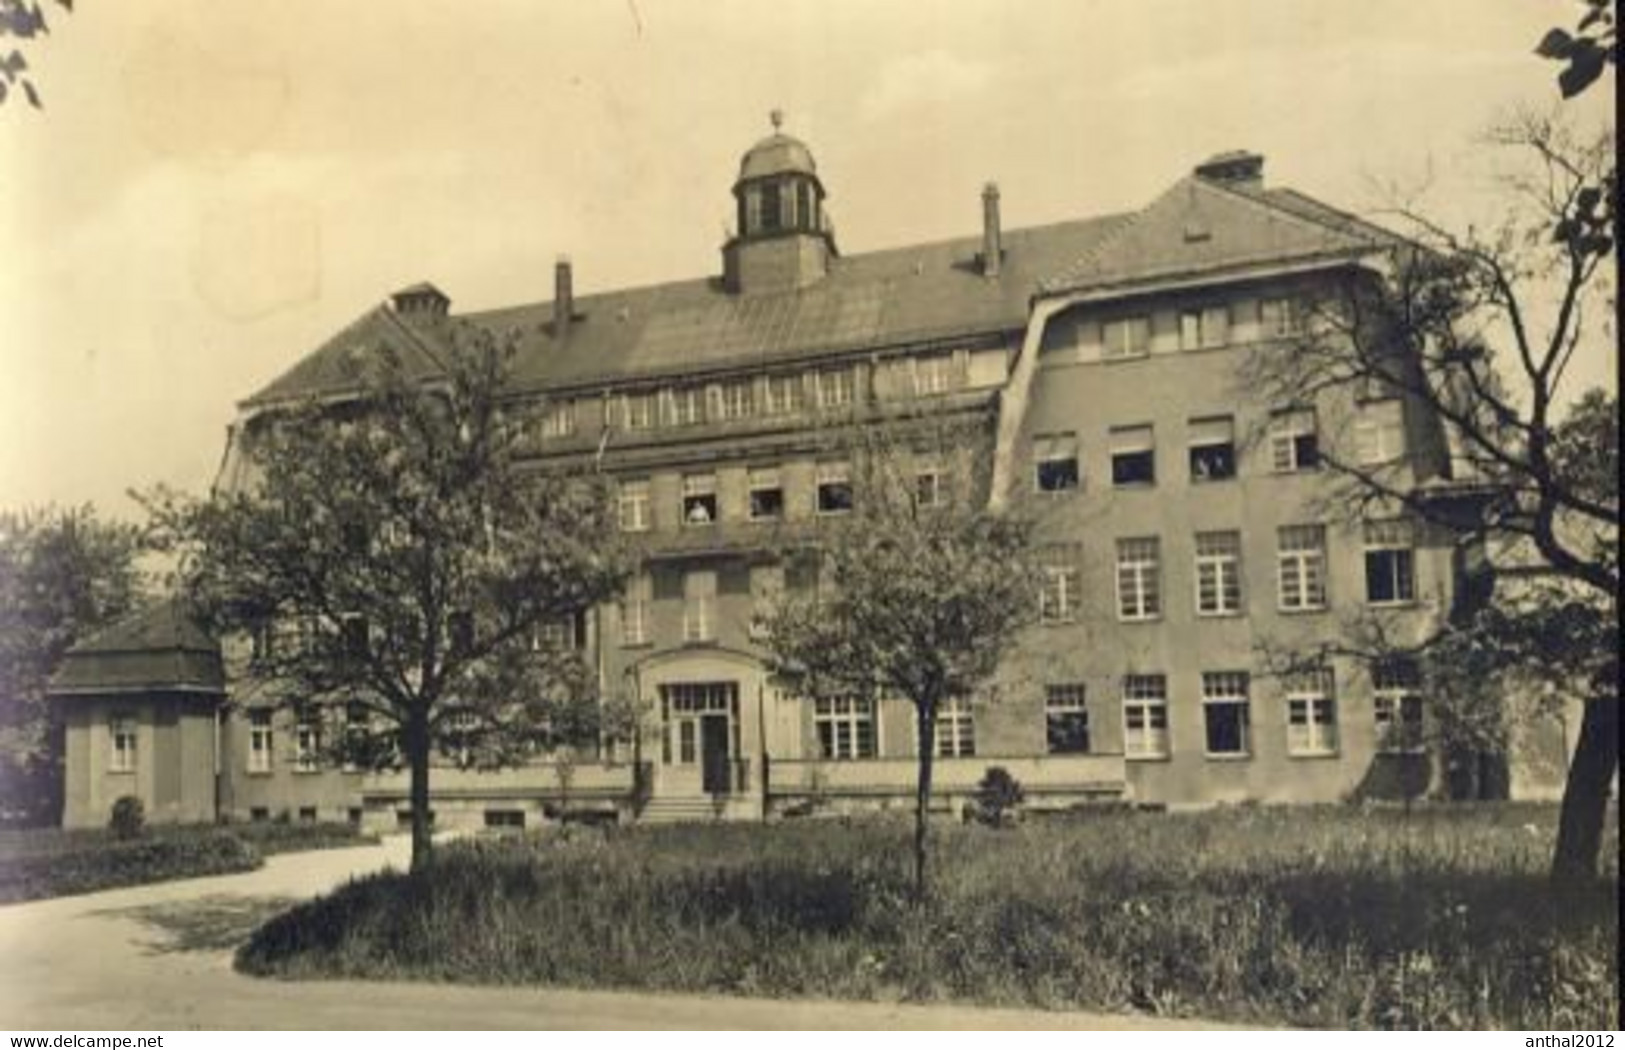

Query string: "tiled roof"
[241, 168, 1398, 408]
[49, 601, 224, 696]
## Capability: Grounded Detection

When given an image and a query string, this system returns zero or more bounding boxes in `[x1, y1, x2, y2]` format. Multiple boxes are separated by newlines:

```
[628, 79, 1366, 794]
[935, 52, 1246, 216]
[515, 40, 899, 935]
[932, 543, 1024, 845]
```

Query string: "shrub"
[0, 829, 260, 902]
[109, 796, 145, 840]
[968, 766, 1025, 827]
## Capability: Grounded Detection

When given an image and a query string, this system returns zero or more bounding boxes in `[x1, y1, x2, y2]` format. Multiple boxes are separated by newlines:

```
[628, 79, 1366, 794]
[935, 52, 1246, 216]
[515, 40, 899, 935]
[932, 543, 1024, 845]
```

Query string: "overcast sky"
[1, 1, 1613, 517]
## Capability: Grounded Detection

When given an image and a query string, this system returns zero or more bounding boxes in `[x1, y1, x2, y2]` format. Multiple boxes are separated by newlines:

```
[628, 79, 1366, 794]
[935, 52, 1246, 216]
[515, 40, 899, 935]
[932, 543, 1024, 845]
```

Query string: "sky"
[0, 1, 1614, 519]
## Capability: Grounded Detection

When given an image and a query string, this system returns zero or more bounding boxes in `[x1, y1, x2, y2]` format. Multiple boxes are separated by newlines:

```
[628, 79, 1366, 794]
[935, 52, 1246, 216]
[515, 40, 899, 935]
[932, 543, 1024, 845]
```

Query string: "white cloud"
[858, 50, 996, 123]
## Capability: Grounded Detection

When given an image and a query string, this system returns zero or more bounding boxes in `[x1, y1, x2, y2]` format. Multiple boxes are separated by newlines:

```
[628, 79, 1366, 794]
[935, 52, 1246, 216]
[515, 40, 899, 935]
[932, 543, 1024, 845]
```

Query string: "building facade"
[62, 124, 1545, 831]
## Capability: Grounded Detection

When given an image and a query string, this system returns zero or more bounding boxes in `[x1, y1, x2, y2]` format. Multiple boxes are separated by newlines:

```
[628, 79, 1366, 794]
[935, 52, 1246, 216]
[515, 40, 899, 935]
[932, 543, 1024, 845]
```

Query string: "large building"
[58, 121, 1521, 830]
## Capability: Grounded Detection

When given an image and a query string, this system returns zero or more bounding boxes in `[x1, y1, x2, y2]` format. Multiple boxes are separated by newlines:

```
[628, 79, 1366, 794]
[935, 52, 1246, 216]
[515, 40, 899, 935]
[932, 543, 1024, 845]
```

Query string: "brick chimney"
[553, 256, 574, 338]
[981, 182, 1003, 278]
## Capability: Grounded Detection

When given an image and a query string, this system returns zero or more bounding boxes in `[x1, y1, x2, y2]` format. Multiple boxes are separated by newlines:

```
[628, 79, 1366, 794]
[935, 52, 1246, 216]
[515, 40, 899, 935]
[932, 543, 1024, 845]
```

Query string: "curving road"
[0, 837, 1242, 1031]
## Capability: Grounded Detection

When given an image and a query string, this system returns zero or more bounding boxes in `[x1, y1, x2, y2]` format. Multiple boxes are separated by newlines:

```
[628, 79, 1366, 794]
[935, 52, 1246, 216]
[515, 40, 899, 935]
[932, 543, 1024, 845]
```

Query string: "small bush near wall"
[108, 796, 145, 840]
[0, 822, 377, 903]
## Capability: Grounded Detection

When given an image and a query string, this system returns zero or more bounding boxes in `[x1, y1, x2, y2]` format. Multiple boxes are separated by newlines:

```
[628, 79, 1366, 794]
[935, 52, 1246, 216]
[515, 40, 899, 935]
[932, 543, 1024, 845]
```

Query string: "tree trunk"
[913, 703, 937, 903]
[406, 705, 434, 872]
[1551, 696, 1618, 886]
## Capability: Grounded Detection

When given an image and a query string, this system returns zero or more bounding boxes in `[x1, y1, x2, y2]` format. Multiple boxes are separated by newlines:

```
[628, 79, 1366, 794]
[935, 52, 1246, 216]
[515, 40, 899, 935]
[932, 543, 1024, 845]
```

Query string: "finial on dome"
[769, 108, 784, 132]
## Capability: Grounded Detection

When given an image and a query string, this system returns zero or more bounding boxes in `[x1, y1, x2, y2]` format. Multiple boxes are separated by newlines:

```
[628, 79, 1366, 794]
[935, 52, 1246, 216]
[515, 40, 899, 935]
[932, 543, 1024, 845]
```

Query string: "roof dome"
[736, 110, 819, 184]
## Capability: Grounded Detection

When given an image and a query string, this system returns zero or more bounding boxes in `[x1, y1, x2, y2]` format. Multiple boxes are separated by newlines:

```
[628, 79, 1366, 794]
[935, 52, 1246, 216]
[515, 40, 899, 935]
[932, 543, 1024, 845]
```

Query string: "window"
[682, 473, 718, 525]
[1116, 537, 1161, 621]
[538, 400, 575, 439]
[1285, 667, 1339, 756]
[618, 478, 651, 533]
[1355, 399, 1405, 465]
[748, 467, 784, 521]
[535, 615, 581, 651]
[1040, 552, 1080, 623]
[1179, 305, 1231, 350]
[1195, 530, 1243, 616]
[749, 564, 784, 639]
[914, 353, 956, 396]
[1201, 671, 1251, 757]
[341, 703, 367, 772]
[622, 391, 657, 431]
[760, 181, 782, 232]
[447, 609, 474, 655]
[109, 716, 137, 773]
[1045, 684, 1091, 754]
[1261, 298, 1300, 337]
[934, 696, 975, 758]
[1102, 316, 1151, 359]
[709, 379, 754, 422]
[1188, 416, 1237, 481]
[914, 458, 947, 509]
[1033, 432, 1080, 493]
[248, 710, 273, 773]
[1123, 675, 1169, 759]
[683, 570, 716, 642]
[1364, 519, 1417, 605]
[663, 386, 705, 427]
[763, 373, 805, 415]
[816, 366, 856, 409]
[485, 809, 526, 830]
[298, 806, 318, 823]
[814, 697, 877, 759]
[1110, 425, 1156, 486]
[339, 614, 369, 661]
[1269, 409, 1320, 472]
[620, 574, 651, 646]
[294, 719, 321, 773]
[1277, 525, 1328, 611]
[816, 461, 853, 515]
[1373, 660, 1425, 753]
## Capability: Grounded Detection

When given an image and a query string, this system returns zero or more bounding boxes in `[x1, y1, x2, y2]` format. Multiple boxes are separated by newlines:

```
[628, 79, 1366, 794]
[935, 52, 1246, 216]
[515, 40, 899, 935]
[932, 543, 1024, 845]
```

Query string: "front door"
[700, 714, 731, 795]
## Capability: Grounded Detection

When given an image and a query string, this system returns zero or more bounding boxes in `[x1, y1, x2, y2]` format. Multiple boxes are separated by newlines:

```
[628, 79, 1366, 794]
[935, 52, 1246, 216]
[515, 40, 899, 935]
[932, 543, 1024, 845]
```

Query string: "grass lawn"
[237, 803, 1618, 1030]
[0, 821, 377, 904]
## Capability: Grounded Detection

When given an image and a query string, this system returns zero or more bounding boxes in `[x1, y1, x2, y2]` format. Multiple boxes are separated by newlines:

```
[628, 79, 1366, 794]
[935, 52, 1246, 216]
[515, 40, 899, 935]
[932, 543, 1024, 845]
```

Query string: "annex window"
[1179, 305, 1231, 350]
[663, 386, 705, 428]
[682, 473, 718, 525]
[816, 461, 853, 515]
[914, 456, 947, 509]
[1277, 525, 1328, 611]
[1102, 316, 1151, 360]
[815, 697, 877, 760]
[1201, 671, 1251, 758]
[538, 400, 576, 439]
[913, 353, 957, 396]
[815, 366, 856, 409]
[484, 809, 526, 830]
[248, 709, 273, 773]
[622, 391, 657, 431]
[620, 574, 651, 646]
[748, 467, 785, 521]
[749, 564, 784, 640]
[1364, 519, 1416, 605]
[109, 716, 137, 773]
[1188, 416, 1237, 481]
[1110, 425, 1156, 486]
[709, 378, 754, 422]
[1040, 550, 1080, 623]
[618, 478, 651, 533]
[1285, 667, 1339, 756]
[1033, 432, 1080, 493]
[1373, 659, 1425, 753]
[1269, 409, 1320, 473]
[1115, 537, 1162, 621]
[341, 703, 368, 772]
[934, 696, 976, 758]
[1194, 530, 1243, 616]
[682, 570, 717, 643]
[1045, 684, 1091, 754]
[763, 373, 805, 415]
[1122, 675, 1169, 759]
[294, 718, 321, 773]
[1354, 399, 1405, 465]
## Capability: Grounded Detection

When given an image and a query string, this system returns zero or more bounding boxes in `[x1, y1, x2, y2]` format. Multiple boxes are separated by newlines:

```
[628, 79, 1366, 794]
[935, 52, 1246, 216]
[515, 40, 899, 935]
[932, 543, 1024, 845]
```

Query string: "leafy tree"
[1240, 112, 1618, 882]
[0, 0, 70, 109]
[758, 410, 1045, 899]
[144, 326, 630, 871]
[0, 504, 145, 825]
[1537, 0, 1616, 98]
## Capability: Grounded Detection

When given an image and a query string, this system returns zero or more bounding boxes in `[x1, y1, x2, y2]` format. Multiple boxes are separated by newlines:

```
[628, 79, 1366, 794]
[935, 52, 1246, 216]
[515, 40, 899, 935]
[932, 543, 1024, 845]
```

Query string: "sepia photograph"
[0, 0, 1618, 1034]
